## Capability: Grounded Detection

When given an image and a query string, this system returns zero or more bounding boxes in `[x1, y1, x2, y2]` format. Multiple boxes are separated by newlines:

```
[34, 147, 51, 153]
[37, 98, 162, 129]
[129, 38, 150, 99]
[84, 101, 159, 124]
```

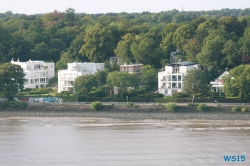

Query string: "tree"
[80, 25, 115, 62]
[107, 71, 140, 98]
[48, 38, 66, 62]
[95, 70, 107, 89]
[223, 65, 250, 102]
[239, 27, 250, 55]
[161, 23, 178, 37]
[218, 16, 244, 37]
[160, 33, 175, 64]
[0, 63, 25, 100]
[182, 69, 208, 103]
[114, 33, 135, 63]
[0, 26, 13, 63]
[73, 74, 97, 101]
[32, 42, 50, 61]
[9, 30, 32, 61]
[172, 21, 198, 52]
[64, 8, 77, 25]
[140, 65, 157, 90]
[197, 30, 236, 77]
[221, 40, 240, 67]
[131, 35, 163, 68]
[182, 38, 201, 62]
[195, 18, 218, 43]
[55, 51, 75, 70]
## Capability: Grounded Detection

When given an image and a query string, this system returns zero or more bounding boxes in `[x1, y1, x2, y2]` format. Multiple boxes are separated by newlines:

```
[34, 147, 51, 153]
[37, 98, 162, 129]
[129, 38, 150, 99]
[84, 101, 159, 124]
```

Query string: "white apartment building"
[11, 59, 55, 89]
[58, 62, 104, 93]
[158, 61, 201, 96]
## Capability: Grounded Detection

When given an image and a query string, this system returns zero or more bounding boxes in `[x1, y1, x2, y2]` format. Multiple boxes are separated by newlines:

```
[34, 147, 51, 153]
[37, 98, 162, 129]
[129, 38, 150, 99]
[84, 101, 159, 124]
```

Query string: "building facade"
[158, 61, 201, 96]
[210, 71, 229, 96]
[11, 59, 55, 89]
[120, 63, 144, 75]
[58, 62, 104, 93]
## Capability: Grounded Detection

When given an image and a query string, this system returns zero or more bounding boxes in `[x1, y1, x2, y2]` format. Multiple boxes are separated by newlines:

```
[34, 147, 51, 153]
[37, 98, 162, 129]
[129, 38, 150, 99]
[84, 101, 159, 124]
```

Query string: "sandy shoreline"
[0, 104, 250, 120]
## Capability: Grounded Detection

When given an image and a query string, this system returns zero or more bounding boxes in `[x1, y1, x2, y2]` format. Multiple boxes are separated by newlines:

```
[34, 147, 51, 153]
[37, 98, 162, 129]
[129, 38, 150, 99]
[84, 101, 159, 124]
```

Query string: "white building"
[158, 61, 201, 96]
[210, 71, 229, 96]
[58, 62, 104, 93]
[120, 63, 144, 75]
[11, 59, 55, 89]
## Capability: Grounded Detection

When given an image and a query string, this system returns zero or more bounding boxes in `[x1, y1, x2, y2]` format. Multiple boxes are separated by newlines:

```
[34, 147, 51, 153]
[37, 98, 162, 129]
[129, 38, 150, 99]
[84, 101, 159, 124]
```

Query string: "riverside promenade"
[1, 102, 250, 120]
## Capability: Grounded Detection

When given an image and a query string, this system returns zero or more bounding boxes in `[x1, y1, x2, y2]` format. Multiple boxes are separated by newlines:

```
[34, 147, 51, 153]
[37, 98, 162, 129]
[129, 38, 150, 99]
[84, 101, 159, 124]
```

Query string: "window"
[178, 83, 181, 88]
[178, 76, 181, 81]
[40, 78, 45, 83]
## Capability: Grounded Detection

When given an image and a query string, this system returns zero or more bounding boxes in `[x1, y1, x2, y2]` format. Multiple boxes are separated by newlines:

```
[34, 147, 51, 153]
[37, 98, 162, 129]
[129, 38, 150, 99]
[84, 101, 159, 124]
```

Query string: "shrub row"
[231, 106, 249, 112]
[0, 101, 28, 108]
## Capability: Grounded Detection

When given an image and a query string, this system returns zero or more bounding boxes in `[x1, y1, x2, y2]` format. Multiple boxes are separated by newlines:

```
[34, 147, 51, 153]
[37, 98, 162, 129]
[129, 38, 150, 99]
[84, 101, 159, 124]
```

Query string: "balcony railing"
[61, 84, 73, 86]
[161, 79, 171, 81]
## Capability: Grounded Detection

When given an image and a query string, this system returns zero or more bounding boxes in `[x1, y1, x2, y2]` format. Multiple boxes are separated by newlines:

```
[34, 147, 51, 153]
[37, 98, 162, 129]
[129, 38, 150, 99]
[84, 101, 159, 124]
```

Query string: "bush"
[91, 101, 103, 111]
[0, 101, 28, 108]
[126, 102, 134, 107]
[89, 90, 107, 97]
[241, 107, 247, 113]
[173, 92, 187, 98]
[197, 103, 208, 111]
[166, 102, 177, 111]
[231, 106, 238, 112]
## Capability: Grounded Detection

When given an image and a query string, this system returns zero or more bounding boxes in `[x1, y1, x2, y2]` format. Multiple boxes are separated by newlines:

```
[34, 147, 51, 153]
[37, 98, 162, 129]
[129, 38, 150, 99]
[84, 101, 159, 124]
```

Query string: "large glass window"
[178, 76, 181, 81]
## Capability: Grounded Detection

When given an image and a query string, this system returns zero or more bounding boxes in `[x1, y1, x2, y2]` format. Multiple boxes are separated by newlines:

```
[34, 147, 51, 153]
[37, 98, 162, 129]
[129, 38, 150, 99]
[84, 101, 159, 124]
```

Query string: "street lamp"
[126, 96, 128, 104]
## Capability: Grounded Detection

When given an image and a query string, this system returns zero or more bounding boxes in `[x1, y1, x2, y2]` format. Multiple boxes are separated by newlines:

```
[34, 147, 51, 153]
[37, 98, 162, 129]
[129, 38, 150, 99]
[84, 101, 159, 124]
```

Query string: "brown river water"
[0, 118, 249, 166]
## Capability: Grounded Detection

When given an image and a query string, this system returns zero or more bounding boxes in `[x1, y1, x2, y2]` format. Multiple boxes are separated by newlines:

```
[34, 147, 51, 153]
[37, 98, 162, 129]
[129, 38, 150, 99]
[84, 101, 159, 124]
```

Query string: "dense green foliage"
[0, 9, 249, 77]
[166, 102, 177, 111]
[223, 65, 250, 102]
[107, 71, 140, 98]
[2, 9, 250, 100]
[90, 101, 103, 110]
[197, 103, 208, 111]
[0, 63, 25, 100]
[0, 101, 28, 108]
[182, 69, 209, 102]
[73, 74, 98, 100]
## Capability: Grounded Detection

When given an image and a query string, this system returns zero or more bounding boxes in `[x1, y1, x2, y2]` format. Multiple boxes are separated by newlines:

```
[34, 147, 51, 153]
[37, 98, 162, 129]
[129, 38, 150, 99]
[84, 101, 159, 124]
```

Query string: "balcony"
[161, 79, 171, 82]
[62, 84, 73, 86]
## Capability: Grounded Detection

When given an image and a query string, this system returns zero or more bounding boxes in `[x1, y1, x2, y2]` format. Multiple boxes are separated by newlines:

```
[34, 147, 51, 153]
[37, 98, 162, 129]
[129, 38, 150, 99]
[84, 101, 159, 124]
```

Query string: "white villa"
[120, 63, 144, 75]
[210, 71, 229, 96]
[58, 62, 104, 93]
[11, 59, 55, 89]
[158, 61, 201, 96]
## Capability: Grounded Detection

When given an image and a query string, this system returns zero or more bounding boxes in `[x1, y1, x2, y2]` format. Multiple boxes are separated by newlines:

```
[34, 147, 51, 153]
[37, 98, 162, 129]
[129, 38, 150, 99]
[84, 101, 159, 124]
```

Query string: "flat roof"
[168, 61, 196, 66]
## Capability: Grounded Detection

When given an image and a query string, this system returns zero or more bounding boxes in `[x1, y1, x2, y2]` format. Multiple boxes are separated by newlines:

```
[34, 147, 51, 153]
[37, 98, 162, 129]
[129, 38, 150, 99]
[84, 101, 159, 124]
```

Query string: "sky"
[1, 0, 250, 15]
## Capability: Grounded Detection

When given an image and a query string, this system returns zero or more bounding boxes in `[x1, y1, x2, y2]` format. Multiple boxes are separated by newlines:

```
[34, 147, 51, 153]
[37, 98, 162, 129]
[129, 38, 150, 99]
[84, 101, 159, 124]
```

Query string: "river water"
[0, 118, 249, 166]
